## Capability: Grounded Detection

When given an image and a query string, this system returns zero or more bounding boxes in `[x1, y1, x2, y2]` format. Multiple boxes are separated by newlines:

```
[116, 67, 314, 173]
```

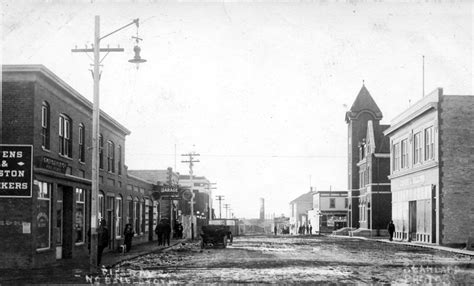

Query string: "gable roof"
[345, 85, 383, 122]
[290, 191, 315, 204]
[128, 170, 168, 184]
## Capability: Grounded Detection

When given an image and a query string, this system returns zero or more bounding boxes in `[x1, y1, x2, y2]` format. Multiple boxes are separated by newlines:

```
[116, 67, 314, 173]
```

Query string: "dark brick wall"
[348, 112, 380, 227]
[2, 81, 35, 144]
[372, 157, 390, 184]
[439, 95, 474, 245]
[371, 185, 392, 230]
[1, 68, 155, 268]
[1, 81, 35, 268]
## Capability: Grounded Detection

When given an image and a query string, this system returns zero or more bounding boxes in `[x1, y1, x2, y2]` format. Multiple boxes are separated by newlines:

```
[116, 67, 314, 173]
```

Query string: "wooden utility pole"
[224, 203, 231, 219]
[215, 195, 224, 219]
[181, 151, 200, 240]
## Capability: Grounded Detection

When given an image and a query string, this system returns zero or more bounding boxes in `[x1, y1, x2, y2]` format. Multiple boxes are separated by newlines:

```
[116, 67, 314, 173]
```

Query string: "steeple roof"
[345, 85, 383, 122]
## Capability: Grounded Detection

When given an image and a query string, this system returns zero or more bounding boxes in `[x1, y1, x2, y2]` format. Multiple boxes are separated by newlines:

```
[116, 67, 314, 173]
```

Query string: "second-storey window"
[329, 198, 336, 208]
[401, 139, 408, 169]
[59, 114, 72, 157]
[424, 127, 434, 161]
[79, 124, 85, 162]
[107, 141, 115, 173]
[413, 132, 422, 164]
[118, 145, 122, 175]
[392, 142, 400, 171]
[41, 102, 50, 150]
[99, 134, 104, 169]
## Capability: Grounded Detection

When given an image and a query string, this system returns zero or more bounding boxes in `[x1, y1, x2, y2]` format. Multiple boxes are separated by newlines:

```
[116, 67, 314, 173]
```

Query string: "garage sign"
[0, 145, 33, 198]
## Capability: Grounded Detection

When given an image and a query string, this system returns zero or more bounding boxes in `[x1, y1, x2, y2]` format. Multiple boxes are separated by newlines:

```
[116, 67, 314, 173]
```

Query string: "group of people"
[94, 218, 185, 266]
[155, 219, 172, 246]
[298, 224, 312, 235]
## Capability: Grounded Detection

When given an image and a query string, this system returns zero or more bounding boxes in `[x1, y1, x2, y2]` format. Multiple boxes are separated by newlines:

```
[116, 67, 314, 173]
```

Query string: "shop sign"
[0, 145, 33, 197]
[159, 185, 181, 200]
[35, 156, 68, 173]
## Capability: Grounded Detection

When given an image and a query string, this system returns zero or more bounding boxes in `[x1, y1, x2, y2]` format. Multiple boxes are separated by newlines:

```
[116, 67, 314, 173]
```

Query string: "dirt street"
[93, 235, 474, 284]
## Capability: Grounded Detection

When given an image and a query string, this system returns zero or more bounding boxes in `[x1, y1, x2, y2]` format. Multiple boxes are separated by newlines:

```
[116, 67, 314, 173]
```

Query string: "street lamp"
[72, 15, 146, 271]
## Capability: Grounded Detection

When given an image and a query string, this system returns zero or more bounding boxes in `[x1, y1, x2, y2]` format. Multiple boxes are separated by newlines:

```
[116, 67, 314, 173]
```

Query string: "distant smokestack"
[259, 198, 265, 220]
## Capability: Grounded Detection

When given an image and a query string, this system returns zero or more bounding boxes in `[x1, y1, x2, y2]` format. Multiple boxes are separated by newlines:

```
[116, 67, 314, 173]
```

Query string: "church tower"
[345, 85, 383, 228]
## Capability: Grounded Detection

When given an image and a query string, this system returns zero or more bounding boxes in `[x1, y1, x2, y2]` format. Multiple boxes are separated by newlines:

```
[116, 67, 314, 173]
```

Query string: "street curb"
[109, 239, 190, 268]
[330, 234, 474, 257]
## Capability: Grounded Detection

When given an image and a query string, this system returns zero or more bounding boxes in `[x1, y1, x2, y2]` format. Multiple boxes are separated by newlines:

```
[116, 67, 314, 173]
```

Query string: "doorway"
[56, 185, 73, 259]
[106, 196, 115, 250]
[409, 200, 417, 242]
[55, 187, 63, 259]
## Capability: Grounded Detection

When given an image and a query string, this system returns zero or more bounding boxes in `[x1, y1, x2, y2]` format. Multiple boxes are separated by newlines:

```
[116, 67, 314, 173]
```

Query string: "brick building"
[356, 119, 391, 235]
[128, 168, 180, 236]
[0, 65, 159, 268]
[384, 88, 474, 246]
[345, 85, 391, 231]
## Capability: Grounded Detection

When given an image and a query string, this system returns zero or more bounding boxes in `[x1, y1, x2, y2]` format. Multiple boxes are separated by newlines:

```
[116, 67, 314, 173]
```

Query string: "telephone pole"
[215, 195, 224, 219]
[206, 183, 217, 219]
[71, 16, 145, 271]
[181, 151, 200, 240]
[224, 203, 231, 219]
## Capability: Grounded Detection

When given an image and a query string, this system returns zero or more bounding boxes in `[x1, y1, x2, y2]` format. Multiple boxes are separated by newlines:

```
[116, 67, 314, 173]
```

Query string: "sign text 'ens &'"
[0, 145, 33, 197]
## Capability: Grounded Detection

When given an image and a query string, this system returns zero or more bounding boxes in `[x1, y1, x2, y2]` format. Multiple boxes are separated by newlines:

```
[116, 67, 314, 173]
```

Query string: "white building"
[289, 191, 314, 234]
[308, 190, 348, 233]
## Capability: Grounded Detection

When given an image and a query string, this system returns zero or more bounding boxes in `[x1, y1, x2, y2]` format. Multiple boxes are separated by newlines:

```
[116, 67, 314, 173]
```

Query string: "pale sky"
[2, 0, 473, 218]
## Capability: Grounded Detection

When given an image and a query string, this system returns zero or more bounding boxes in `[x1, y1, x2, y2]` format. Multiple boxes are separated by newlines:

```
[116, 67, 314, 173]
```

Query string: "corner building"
[384, 88, 474, 245]
[0, 65, 158, 268]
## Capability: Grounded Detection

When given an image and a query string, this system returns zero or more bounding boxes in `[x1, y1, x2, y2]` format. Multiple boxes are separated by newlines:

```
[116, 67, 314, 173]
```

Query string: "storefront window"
[142, 198, 146, 234]
[98, 191, 105, 221]
[145, 198, 150, 233]
[134, 198, 140, 234]
[127, 196, 133, 225]
[35, 180, 51, 250]
[115, 196, 122, 238]
[75, 188, 85, 244]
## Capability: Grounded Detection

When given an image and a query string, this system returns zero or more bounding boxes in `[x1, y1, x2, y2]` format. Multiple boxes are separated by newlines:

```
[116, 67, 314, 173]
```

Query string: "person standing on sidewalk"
[123, 224, 135, 252]
[163, 221, 171, 246]
[97, 219, 109, 266]
[387, 220, 395, 241]
[155, 220, 164, 246]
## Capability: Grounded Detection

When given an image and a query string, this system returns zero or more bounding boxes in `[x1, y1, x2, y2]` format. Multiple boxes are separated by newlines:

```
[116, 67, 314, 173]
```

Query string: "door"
[106, 195, 115, 250]
[107, 210, 113, 250]
[409, 201, 417, 241]
[56, 187, 63, 259]
[57, 185, 73, 259]
[148, 205, 154, 241]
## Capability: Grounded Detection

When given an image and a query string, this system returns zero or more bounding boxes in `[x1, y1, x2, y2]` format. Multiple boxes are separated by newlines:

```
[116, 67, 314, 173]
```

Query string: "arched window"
[41, 101, 50, 149]
[116, 195, 123, 238]
[75, 188, 86, 244]
[134, 197, 140, 234]
[59, 114, 72, 157]
[107, 140, 115, 173]
[79, 123, 85, 162]
[127, 195, 133, 226]
[118, 145, 122, 175]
